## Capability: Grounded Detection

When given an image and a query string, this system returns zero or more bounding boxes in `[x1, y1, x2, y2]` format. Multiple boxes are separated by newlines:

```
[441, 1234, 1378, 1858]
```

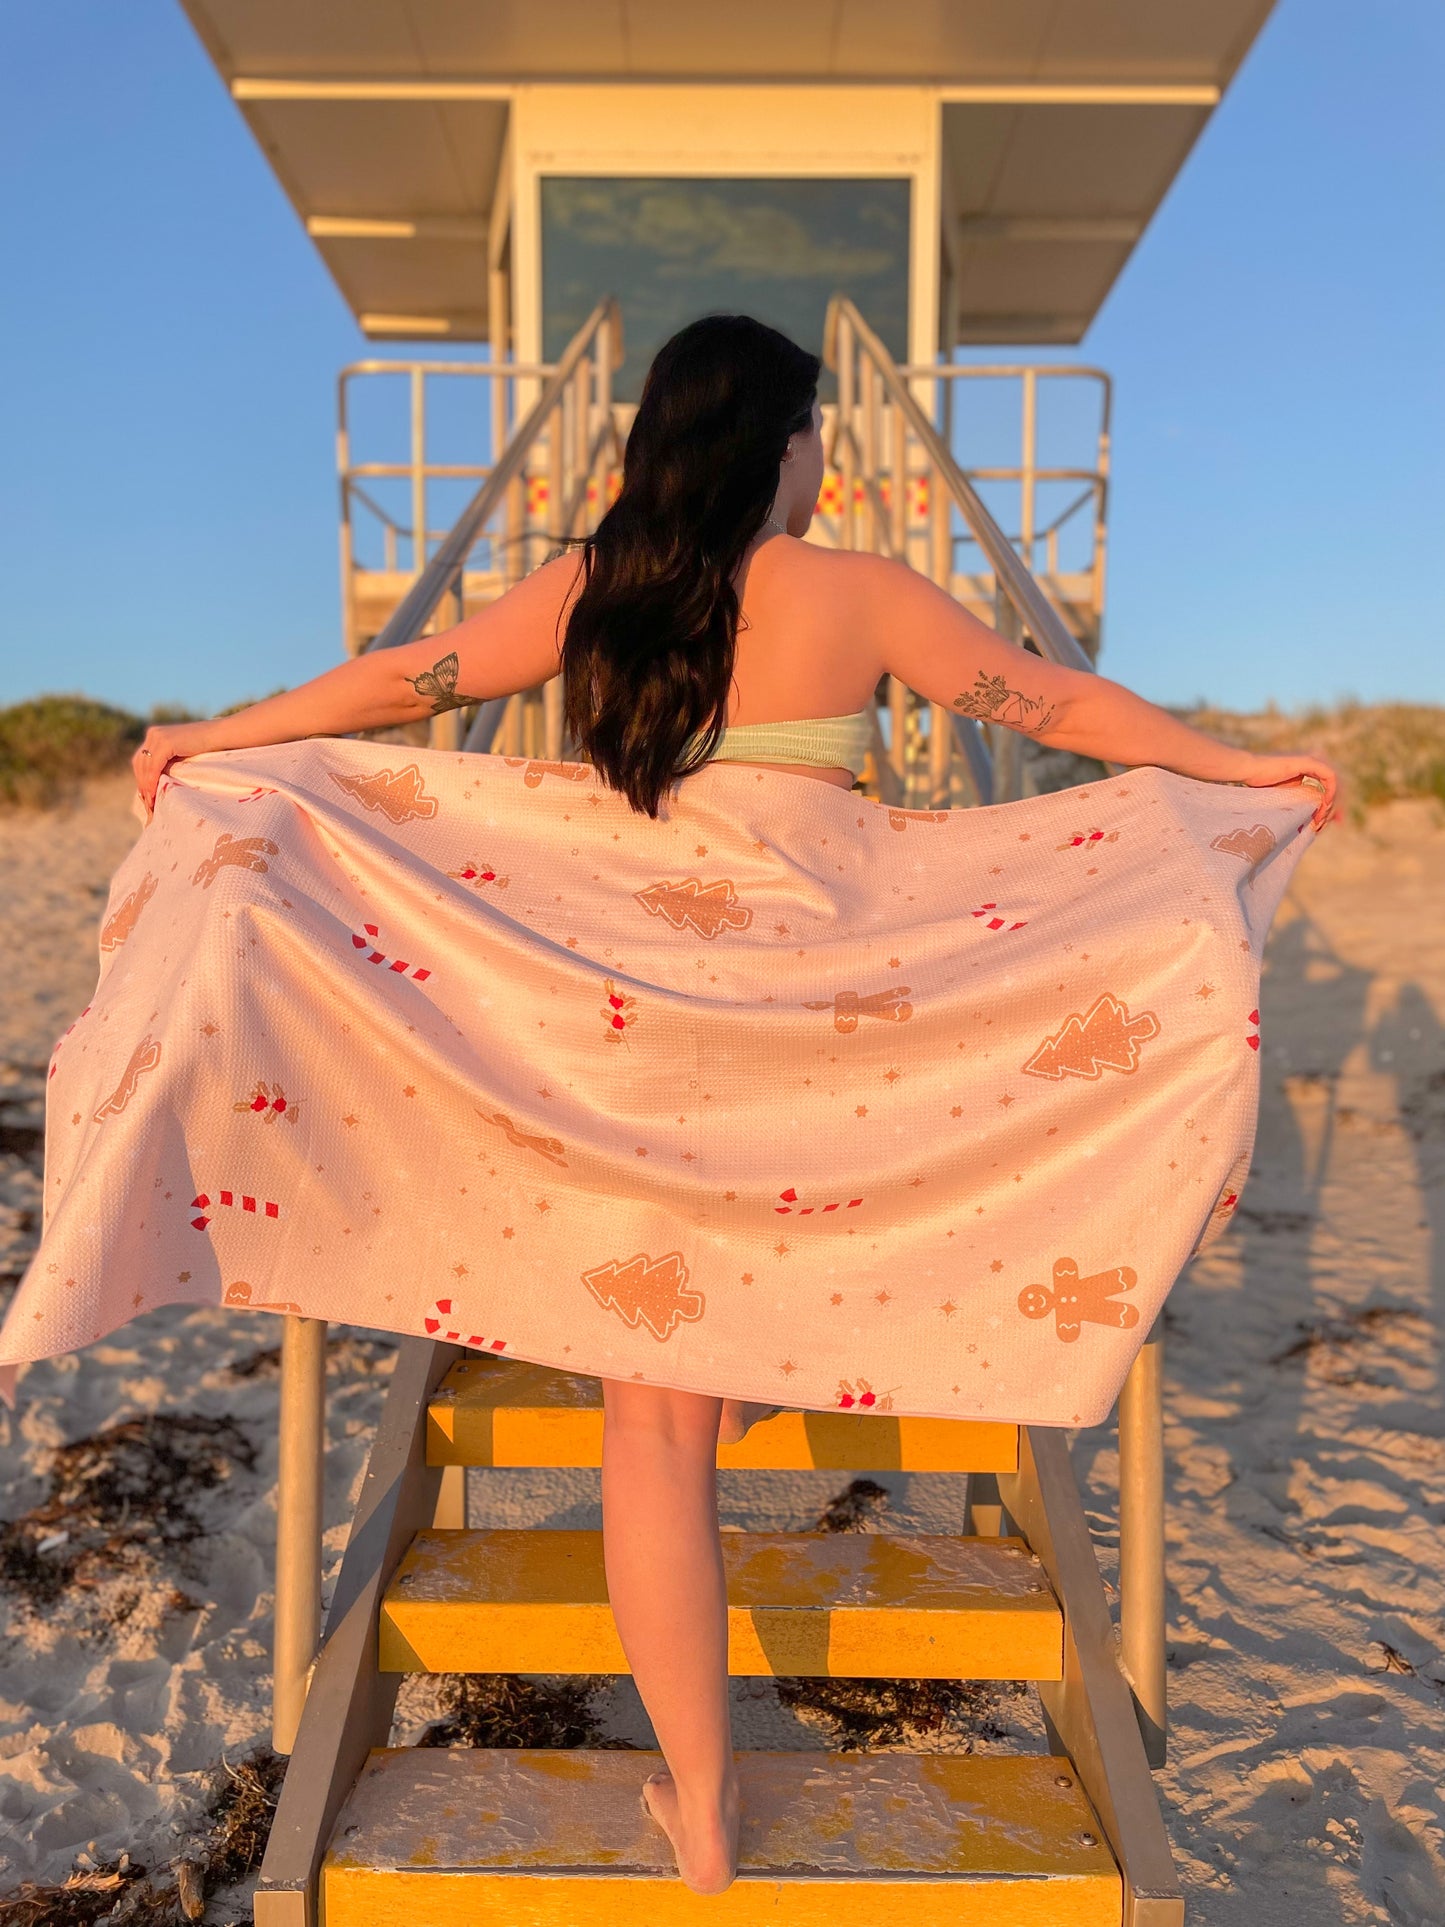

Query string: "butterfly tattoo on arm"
[403, 651, 483, 716]
[951, 670, 1057, 735]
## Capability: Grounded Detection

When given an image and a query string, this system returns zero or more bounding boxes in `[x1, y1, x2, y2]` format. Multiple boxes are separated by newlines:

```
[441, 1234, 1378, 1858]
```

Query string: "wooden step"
[322, 1747, 1119, 1925]
[380, 1528, 1062, 1679]
[427, 1357, 1020, 1472]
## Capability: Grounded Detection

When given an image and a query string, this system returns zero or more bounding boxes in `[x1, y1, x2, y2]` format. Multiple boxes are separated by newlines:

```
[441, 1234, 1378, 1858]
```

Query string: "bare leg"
[600, 1379, 739, 1893]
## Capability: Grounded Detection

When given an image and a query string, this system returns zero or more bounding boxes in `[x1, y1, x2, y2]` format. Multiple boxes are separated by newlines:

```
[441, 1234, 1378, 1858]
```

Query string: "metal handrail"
[825, 298, 1093, 675]
[363, 297, 624, 659]
[824, 294, 1163, 1764]
[272, 297, 626, 1758]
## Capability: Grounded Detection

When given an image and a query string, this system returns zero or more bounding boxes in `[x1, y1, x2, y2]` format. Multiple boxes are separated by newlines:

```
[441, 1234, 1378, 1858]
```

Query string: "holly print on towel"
[837, 1376, 897, 1411]
[634, 877, 752, 939]
[1018, 1258, 1140, 1342]
[1023, 992, 1159, 1081]
[600, 978, 638, 1042]
[233, 1080, 298, 1125]
[582, 1250, 704, 1340]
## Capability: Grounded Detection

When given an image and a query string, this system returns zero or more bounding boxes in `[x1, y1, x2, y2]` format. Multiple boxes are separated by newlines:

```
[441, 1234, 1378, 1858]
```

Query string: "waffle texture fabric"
[0, 738, 1316, 1422]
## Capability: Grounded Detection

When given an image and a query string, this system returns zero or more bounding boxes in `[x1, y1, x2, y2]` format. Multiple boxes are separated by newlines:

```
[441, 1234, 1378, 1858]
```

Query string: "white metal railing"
[900, 359, 1111, 634]
[824, 293, 1164, 1761]
[271, 297, 625, 1755]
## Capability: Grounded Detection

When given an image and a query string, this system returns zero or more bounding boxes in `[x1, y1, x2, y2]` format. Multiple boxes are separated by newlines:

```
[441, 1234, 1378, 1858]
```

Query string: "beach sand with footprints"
[0, 770, 1442, 1922]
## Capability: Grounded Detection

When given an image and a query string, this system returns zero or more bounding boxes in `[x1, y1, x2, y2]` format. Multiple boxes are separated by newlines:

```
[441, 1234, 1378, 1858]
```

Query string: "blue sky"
[1, 0, 1440, 717]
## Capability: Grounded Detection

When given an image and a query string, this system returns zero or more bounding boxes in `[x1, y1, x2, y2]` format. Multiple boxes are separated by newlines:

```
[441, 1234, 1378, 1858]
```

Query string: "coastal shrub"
[1182, 701, 1445, 822]
[0, 694, 201, 808]
[0, 695, 144, 807]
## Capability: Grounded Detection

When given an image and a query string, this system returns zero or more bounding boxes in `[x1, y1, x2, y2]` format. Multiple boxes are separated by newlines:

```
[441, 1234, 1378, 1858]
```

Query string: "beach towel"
[0, 737, 1316, 1424]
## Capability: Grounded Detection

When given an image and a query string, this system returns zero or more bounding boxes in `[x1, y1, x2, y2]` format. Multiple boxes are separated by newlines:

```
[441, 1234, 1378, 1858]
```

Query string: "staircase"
[253, 297, 1183, 1925]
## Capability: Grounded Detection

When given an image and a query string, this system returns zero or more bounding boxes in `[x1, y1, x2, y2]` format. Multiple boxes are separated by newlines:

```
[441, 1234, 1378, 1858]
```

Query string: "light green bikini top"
[692, 707, 874, 776]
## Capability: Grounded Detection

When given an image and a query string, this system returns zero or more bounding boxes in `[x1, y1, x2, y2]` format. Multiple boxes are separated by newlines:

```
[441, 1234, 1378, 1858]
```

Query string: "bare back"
[437, 526, 1100, 788]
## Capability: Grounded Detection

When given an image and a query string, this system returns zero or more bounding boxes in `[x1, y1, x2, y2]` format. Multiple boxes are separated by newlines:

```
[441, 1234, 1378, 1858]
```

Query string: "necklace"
[762, 515, 788, 538]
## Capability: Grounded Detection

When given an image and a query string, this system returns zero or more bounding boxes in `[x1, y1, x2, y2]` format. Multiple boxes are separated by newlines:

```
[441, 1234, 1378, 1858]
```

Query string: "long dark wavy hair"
[559, 314, 821, 818]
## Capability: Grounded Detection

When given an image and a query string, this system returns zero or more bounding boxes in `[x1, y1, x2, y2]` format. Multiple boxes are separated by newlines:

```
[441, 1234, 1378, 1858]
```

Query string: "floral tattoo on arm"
[951, 670, 1057, 735]
[403, 651, 482, 716]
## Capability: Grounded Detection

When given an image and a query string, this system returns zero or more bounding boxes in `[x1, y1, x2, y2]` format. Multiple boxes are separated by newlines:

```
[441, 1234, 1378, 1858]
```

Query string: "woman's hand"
[1240, 751, 1340, 830]
[132, 721, 215, 820]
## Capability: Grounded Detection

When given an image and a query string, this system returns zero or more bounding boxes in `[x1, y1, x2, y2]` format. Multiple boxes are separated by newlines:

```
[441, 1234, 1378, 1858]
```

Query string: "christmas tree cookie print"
[582, 1251, 704, 1340]
[633, 877, 752, 939]
[1023, 992, 1159, 1081]
[330, 763, 439, 823]
[1211, 824, 1276, 866]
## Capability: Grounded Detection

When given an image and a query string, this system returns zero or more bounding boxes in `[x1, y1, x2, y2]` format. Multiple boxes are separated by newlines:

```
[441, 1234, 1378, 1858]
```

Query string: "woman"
[114, 315, 1331, 1894]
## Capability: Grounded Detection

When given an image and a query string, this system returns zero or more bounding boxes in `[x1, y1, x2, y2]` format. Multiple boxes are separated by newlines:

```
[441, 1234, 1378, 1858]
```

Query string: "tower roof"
[180, 0, 1274, 346]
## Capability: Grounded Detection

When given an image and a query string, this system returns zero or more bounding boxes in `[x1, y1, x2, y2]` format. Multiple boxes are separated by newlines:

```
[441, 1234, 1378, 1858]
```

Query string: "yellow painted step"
[380, 1529, 1062, 1679]
[322, 1747, 1120, 1926]
[427, 1356, 1020, 1471]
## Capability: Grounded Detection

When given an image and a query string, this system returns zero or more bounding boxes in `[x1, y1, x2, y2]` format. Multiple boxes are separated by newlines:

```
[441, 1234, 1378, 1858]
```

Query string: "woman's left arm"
[132, 551, 586, 815]
[1037, 671, 1340, 828]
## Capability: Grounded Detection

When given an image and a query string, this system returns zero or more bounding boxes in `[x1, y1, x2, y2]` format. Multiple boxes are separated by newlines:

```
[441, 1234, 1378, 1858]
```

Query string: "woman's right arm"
[133, 551, 587, 815]
[858, 556, 1338, 828]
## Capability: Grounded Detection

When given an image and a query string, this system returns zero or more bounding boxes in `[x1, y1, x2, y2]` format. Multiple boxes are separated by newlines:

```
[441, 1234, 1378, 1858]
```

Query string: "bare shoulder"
[766, 543, 936, 661]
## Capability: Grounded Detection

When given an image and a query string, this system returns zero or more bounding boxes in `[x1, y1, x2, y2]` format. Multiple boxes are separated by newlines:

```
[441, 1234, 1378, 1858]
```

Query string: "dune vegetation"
[0, 691, 1441, 820]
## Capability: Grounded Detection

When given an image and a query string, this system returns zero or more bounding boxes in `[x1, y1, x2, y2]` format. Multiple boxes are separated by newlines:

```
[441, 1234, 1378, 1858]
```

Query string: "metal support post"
[1119, 1319, 1167, 1766]
[273, 1314, 328, 1756]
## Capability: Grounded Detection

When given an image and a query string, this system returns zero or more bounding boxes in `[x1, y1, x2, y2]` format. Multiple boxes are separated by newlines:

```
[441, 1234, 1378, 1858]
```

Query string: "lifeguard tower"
[178, 6, 1276, 1920]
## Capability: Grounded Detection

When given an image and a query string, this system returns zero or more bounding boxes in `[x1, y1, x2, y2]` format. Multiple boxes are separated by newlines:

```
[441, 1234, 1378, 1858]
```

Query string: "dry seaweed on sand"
[225, 1329, 396, 1382]
[0, 1748, 284, 1926]
[415, 1673, 635, 1751]
[814, 1476, 891, 1532]
[0, 1412, 256, 1613]
[780, 1476, 1030, 1747]
[775, 1674, 1030, 1750]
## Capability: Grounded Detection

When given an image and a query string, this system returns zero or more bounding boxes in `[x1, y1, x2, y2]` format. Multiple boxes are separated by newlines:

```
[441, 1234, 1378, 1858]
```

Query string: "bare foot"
[718, 1400, 783, 1446]
[641, 1769, 740, 1894]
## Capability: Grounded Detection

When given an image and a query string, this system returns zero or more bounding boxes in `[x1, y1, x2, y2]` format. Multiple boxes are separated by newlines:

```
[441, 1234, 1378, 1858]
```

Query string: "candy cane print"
[971, 903, 1028, 932]
[191, 1190, 281, 1230]
[1246, 1009, 1260, 1051]
[423, 1297, 507, 1351]
[775, 1187, 863, 1215]
[350, 923, 432, 981]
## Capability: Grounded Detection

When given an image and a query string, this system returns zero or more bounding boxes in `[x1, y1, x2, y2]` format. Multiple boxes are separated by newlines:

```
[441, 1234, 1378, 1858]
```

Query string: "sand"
[1, 770, 1441, 1922]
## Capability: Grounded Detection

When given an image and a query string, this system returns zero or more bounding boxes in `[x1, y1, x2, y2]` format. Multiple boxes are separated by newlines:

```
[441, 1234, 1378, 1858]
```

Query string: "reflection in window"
[541, 176, 910, 401]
